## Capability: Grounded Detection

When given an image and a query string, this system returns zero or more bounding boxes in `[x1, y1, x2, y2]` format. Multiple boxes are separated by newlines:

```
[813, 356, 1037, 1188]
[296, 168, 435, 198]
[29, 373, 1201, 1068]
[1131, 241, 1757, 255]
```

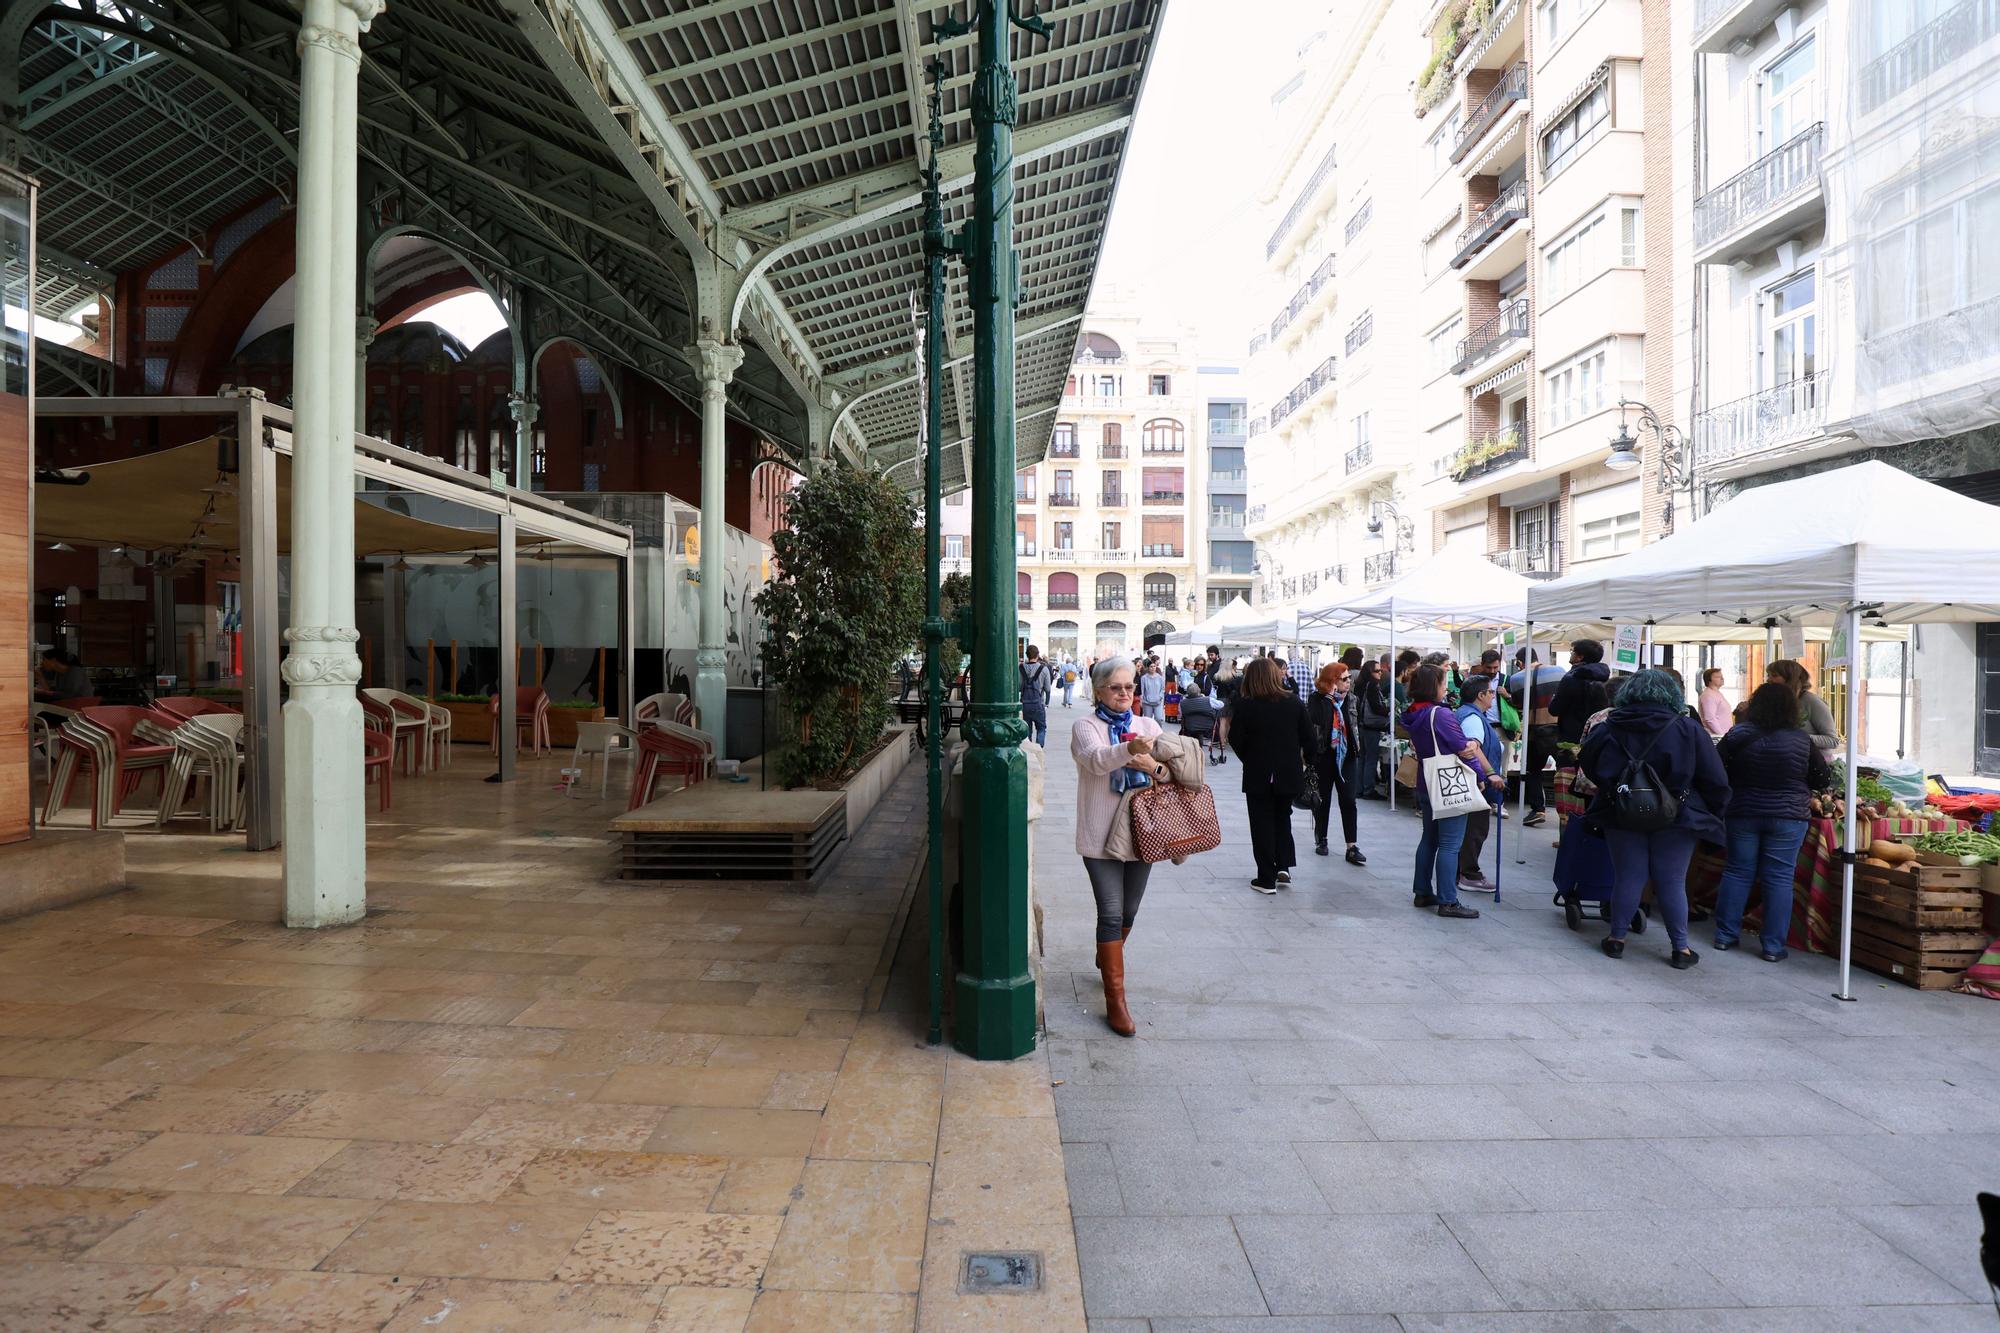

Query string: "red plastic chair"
[488, 687, 552, 757]
[152, 696, 239, 724]
[626, 725, 710, 811]
[359, 692, 421, 776]
[361, 727, 393, 812]
[42, 706, 175, 827]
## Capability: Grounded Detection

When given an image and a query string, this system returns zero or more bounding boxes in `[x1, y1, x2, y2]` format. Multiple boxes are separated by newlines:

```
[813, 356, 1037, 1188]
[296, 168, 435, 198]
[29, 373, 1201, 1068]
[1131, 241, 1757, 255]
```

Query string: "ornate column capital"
[507, 394, 540, 428]
[685, 339, 745, 397]
[355, 315, 378, 351]
[281, 625, 362, 687]
[339, 0, 386, 30]
[298, 23, 362, 61]
[695, 646, 728, 670]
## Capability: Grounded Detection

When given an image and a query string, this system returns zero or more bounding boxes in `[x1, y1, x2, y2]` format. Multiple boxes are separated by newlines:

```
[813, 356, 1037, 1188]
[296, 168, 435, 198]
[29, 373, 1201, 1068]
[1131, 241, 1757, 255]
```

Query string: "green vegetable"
[1906, 831, 2000, 864]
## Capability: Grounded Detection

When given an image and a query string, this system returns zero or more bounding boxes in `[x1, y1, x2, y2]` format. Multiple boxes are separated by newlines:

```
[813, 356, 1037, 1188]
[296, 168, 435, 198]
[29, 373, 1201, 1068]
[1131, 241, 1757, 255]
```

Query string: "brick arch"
[164, 213, 295, 396]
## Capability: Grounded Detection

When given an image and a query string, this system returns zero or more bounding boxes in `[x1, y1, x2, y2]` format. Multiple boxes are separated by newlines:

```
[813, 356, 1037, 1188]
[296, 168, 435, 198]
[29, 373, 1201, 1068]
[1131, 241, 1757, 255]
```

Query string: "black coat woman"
[1226, 656, 1316, 894]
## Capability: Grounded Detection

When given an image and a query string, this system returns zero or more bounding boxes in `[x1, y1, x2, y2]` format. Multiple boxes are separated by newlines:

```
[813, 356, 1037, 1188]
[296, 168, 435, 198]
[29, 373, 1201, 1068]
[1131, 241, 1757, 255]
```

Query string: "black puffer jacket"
[1550, 661, 1611, 743]
[1715, 723, 1830, 822]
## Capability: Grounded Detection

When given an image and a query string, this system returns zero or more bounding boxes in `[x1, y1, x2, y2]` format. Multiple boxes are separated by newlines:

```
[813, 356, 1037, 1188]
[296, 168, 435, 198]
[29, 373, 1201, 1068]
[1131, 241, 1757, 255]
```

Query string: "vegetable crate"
[1849, 862, 1987, 989]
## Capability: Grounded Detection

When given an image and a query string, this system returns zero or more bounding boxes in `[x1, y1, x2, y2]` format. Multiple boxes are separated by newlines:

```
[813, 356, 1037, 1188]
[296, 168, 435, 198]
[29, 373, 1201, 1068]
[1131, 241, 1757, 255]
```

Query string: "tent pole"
[1834, 604, 1862, 1003]
[1896, 630, 1909, 759]
[1516, 619, 1531, 863]
[1387, 603, 1397, 813]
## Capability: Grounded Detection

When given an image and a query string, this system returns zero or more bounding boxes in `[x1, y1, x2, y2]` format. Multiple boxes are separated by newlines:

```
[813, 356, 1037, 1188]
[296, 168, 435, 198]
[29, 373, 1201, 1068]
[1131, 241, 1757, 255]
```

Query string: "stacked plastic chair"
[359, 690, 425, 775]
[42, 706, 176, 828]
[633, 691, 696, 730]
[362, 688, 449, 772]
[361, 727, 394, 811]
[156, 714, 247, 832]
[568, 720, 637, 799]
[151, 696, 239, 724]
[625, 722, 715, 811]
[489, 686, 552, 756]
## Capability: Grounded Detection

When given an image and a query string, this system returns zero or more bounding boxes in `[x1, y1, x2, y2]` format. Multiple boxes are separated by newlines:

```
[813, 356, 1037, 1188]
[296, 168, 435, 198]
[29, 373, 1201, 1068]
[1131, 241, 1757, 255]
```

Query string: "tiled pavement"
[1036, 709, 2000, 1331]
[0, 750, 1082, 1331]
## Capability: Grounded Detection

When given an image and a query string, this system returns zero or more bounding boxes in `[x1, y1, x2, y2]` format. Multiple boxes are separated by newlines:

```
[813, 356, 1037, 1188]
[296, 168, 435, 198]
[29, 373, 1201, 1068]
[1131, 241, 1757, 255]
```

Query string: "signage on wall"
[1611, 624, 1643, 673]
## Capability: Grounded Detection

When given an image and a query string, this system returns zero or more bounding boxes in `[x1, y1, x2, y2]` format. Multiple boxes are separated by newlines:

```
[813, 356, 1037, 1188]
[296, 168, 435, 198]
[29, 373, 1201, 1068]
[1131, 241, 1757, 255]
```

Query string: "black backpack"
[1602, 726, 1683, 833]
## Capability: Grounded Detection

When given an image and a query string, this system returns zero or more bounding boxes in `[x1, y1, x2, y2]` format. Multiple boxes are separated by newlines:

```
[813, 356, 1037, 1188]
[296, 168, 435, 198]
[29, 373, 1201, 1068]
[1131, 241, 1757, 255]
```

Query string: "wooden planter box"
[439, 700, 491, 745]
[547, 706, 605, 747]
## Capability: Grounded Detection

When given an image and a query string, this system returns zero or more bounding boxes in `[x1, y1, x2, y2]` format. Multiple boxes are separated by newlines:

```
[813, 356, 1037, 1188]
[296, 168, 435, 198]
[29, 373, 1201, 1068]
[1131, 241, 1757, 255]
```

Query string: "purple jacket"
[1401, 702, 1469, 761]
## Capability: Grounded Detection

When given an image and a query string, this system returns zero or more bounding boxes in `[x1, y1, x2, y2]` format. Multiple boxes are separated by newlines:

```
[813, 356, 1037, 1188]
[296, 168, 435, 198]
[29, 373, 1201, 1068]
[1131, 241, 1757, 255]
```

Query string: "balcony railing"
[1099, 490, 1127, 506]
[1863, 0, 2000, 112]
[1344, 441, 1374, 474]
[1143, 489, 1185, 504]
[1692, 372, 1827, 468]
[1866, 292, 2000, 388]
[1209, 469, 1247, 484]
[1096, 598, 1128, 612]
[1090, 548, 1131, 562]
[1014, 491, 1034, 504]
[1487, 545, 1564, 580]
[1017, 593, 1032, 610]
[1047, 592, 1080, 609]
[1363, 551, 1398, 583]
[1446, 421, 1531, 481]
[1695, 0, 1742, 31]
[1075, 351, 1125, 366]
[1142, 442, 1185, 455]
[1248, 333, 1268, 359]
[1050, 440, 1079, 458]
[1265, 142, 1338, 260]
[1016, 542, 1038, 557]
[1209, 512, 1247, 531]
[1247, 416, 1269, 436]
[1048, 492, 1079, 507]
[1099, 442, 1126, 459]
[1452, 297, 1530, 374]
[1343, 316, 1373, 358]
[1141, 544, 1184, 558]
[1143, 595, 1178, 612]
[1694, 123, 1823, 253]
[1269, 254, 1337, 342]
[1452, 180, 1528, 268]
[941, 555, 971, 575]
[1452, 62, 1528, 163]
[1247, 504, 1266, 523]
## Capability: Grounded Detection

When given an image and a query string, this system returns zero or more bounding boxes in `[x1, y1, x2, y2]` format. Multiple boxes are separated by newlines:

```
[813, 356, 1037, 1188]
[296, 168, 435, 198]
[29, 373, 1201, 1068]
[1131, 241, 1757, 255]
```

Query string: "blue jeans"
[1603, 827, 1697, 952]
[1022, 707, 1047, 747]
[1060, 682, 1074, 706]
[1413, 795, 1467, 905]
[1712, 815, 1808, 955]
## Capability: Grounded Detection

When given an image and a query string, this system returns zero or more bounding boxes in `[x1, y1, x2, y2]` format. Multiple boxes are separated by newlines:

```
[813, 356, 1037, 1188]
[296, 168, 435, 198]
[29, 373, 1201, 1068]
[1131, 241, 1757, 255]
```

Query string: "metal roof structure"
[4, 0, 1163, 480]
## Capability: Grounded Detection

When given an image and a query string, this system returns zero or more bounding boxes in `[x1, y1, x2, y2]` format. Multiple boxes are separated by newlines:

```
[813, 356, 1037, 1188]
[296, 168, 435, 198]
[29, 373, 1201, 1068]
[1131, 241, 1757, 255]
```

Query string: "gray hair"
[1422, 651, 1450, 667]
[1618, 667, 1687, 710]
[1090, 656, 1136, 690]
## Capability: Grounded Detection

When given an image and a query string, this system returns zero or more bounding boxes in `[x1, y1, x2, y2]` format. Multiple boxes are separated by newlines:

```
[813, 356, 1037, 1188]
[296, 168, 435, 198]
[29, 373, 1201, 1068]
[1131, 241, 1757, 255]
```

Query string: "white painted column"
[688, 338, 743, 754]
[508, 394, 538, 490]
[282, 0, 379, 929]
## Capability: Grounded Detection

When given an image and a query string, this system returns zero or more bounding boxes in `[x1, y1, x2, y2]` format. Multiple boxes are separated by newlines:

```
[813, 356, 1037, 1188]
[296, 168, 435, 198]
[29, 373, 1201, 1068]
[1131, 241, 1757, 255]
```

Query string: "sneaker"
[1315, 840, 1330, 856]
[1436, 902, 1481, 919]
[1457, 875, 1497, 894]
[1250, 879, 1277, 896]
[1276, 869, 1291, 885]
[1521, 812, 1546, 828]
[1345, 846, 1367, 866]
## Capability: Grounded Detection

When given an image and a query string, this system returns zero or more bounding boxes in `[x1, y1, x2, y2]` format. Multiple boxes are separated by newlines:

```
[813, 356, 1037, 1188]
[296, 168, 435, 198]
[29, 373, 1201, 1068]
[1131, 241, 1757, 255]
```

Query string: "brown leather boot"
[1097, 940, 1135, 1037]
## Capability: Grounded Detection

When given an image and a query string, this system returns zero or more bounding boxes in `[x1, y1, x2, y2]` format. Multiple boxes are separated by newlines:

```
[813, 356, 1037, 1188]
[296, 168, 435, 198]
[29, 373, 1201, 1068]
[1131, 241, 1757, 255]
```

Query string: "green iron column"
[920, 60, 956, 1049]
[952, 0, 1048, 1060]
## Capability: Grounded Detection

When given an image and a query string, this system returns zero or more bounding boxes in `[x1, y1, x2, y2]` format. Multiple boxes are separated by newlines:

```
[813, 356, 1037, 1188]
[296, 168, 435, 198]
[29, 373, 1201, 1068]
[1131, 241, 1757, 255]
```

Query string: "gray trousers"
[1083, 857, 1152, 944]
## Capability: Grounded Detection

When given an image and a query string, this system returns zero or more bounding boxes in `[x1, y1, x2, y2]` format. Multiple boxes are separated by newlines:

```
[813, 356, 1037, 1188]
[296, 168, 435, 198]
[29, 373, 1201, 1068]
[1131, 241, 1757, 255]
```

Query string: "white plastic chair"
[158, 714, 246, 832]
[567, 720, 637, 798]
[361, 688, 430, 773]
[634, 692, 694, 730]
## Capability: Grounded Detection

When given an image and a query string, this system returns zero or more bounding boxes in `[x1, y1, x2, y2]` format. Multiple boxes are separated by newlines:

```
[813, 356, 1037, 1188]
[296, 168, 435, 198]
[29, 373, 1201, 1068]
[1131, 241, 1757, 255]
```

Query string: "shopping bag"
[1422, 710, 1488, 818]
[1130, 782, 1222, 863]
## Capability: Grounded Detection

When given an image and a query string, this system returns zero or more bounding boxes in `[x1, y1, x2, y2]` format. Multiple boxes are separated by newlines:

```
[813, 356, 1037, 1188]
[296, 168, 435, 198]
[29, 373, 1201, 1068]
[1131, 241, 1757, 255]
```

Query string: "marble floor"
[1, 748, 1082, 1331]
[1033, 709, 2000, 1331]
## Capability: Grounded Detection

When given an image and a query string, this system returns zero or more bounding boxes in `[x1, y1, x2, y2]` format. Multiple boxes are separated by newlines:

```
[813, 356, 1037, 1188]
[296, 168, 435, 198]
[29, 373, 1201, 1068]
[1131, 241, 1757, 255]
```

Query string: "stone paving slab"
[1034, 716, 1999, 1328]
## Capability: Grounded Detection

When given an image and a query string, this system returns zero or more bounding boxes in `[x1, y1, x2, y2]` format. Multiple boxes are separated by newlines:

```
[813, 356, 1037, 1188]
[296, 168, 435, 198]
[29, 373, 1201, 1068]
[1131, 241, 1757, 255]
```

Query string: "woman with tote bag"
[1400, 664, 1505, 919]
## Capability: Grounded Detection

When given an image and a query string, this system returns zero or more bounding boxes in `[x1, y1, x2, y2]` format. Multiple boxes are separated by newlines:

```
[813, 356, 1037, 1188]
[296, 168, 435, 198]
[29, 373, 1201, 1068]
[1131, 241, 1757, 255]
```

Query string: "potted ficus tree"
[756, 462, 923, 789]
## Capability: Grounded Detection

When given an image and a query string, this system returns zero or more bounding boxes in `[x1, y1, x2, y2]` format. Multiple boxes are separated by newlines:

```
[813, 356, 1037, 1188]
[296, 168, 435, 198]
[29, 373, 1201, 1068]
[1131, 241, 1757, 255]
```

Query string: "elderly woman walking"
[1072, 656, 1172, 1036]
[1578, 668, 1731, 968]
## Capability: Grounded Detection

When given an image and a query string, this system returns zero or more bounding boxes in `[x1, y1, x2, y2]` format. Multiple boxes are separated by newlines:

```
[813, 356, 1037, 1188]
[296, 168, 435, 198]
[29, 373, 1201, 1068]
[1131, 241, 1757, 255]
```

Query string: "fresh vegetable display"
[1905, 831, 2000, 865]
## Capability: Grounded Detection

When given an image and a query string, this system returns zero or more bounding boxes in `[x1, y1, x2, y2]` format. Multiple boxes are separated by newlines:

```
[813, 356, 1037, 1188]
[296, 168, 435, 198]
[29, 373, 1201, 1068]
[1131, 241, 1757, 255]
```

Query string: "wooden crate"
[1848, 907, 1986, 990]
[1850, 865, 1985, 931]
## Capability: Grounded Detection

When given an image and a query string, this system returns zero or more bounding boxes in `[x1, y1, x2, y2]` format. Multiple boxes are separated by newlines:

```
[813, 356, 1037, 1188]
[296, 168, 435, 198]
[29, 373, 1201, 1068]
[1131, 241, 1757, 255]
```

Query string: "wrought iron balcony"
[1048, 492, 1079, 507]
[1866, 292, 2000, 388]
[1048, 592, 1080, 609]
[1143, 595, 1178, 612]
[1862, 0, 2000, 113]
[1017, 593, 1032, 610]
[1344, 313, 1373, 358]
[1247, 416, 1268, 436]
[1141, 544, 1184, 558]
[1099, 442, 1126, 459]
[1247, 504, 1267, 523]
[1049, 441, 1078, 458]
[1452, 181, 1528, 269]
[1266, 142, 1338, 260]
[1487, 545, 1564, 580]
[1142, 441, 1185, 454]
[1344, 441, 1374, 474]
[1446, 421, 1531, 481]
[1692, 372, 1827, 468]
[1452, 63, 1528, 163]
[1143, 490, 1185, 503]
[1096, 597, 1128, 611]
[1363, 551, 1398, 584]
[1452, 297, 1530, 374]
[1694, 123, 1823, 257]
[1248, 333, 1269, 359]
[1099, 490, 1127, 506]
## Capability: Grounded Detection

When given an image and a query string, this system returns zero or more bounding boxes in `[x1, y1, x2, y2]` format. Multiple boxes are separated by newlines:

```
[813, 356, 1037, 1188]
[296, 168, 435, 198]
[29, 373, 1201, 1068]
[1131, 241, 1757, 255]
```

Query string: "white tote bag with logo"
[1422, 709, 1489, 818]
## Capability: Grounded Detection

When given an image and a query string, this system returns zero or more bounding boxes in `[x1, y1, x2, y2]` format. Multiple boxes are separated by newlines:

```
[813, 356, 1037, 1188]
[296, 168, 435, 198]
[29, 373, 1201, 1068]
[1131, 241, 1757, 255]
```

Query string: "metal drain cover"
[961, 1251, 1042, 1293]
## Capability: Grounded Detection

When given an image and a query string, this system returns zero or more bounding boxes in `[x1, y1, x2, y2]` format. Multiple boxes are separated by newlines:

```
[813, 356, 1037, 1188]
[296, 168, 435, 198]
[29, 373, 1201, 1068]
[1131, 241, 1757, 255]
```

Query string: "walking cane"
[1491, 788, 1504, 905]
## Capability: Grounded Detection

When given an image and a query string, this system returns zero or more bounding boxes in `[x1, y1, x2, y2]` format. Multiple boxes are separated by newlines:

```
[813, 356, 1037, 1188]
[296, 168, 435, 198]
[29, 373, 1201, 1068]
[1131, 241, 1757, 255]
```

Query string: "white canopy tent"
[1162, 595, 1268, 647]
[1244, 594, 1449, 650]
[1528, 461, 2000, 1002]
[1301, 550, 1538, 817]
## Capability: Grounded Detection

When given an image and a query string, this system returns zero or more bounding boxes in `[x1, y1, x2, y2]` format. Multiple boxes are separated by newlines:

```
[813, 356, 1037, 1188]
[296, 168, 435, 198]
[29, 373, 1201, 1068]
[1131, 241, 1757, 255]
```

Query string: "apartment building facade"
[1245, 0, 1429, 610]
[1200, 367, 1255, 613]
[1016, 316, 1204, 659]
[1409, 0, 1683, 586]
[1691, 0, 2000, 774]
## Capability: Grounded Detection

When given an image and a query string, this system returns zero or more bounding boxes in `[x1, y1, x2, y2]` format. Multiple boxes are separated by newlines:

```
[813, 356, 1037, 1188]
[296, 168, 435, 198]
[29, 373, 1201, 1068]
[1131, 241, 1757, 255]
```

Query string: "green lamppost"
[938, 0, 1047, 1060]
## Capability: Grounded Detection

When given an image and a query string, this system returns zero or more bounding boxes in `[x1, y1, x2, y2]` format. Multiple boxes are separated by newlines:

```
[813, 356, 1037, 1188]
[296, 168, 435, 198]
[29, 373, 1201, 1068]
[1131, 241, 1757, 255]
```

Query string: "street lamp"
[1609, 397, 1696, 531]
[1365, 499, 1414, 577]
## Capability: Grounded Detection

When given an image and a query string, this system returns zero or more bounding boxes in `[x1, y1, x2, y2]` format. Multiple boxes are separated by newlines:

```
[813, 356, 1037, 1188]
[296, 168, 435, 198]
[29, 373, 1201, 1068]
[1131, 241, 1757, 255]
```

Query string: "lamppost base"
[952, 970, 1038, 1060]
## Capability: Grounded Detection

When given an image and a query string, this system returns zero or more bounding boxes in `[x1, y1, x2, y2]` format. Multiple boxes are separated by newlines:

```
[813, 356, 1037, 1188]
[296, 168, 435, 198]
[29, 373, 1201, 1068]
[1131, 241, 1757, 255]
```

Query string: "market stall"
[1161, 595, 1268, 647]
[1528, 460, 2000, 1000]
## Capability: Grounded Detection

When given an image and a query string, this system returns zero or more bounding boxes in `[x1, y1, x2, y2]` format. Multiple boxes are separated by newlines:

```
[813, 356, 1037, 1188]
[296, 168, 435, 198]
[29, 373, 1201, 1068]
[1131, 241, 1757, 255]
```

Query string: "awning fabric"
[36, 439, 505, 556]
[1528, 461, 2000, 626]
[1164, 596, 1268, 646]
[1302, 549, 1535, 632]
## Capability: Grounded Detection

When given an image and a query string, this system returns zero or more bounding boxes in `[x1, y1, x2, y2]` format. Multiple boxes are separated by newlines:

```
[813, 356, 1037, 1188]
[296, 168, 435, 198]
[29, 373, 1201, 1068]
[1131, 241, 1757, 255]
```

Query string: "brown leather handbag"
[1130, 781, 1222, 864]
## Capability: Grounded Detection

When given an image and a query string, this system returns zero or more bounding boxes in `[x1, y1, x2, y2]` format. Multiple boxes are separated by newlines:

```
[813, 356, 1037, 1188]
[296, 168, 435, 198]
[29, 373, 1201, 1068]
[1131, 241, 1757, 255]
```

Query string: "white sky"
[1091, 0, 1346, 361]
[413, 290, 510, 349]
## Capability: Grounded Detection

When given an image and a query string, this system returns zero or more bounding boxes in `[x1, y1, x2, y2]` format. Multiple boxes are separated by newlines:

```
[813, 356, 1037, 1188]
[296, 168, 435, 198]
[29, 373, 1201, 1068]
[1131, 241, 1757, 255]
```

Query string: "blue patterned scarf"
[1095, 702, 1151, 795]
